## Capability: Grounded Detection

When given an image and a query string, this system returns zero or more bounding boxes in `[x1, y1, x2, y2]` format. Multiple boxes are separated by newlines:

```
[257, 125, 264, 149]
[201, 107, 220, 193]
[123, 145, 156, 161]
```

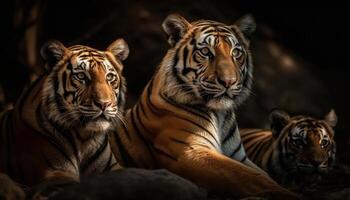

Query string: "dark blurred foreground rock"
[0, 173, 25, 200]
[301, 164, 350, 200]
[49, 168, 206, 200]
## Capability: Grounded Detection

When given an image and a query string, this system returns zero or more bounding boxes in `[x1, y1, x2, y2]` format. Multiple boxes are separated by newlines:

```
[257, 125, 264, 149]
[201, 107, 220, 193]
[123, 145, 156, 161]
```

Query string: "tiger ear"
[107, 38, 129, 61]
[40, 40, 67, 71]
[324, 109, 337, 127]
[233, 14, 256, 40]
[162, 14, 191, 46]
[269, 109, 290, 138]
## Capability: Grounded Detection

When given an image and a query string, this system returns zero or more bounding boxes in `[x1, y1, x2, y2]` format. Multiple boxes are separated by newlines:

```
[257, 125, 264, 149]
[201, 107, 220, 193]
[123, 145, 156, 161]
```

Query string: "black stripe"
[182, 46, 188, 68]
[81, 136, 109, 172]
[175, 114, 220, 147]
[36, 111, 77, 169]
[192, 52, 201, 63]
[159, 93, 217, 132]
[38, 108, 79, 160]
[135, 104, 150, 133]
[251, 139, 270, 162]
[132, 106, 158, 165]
[202, 34, 213, 45]
[221, 123, 237, 145]
[38, 130, 77, 169]
[169, 137, 189, 146]
[216, 27, 232, 34]
[203, 29, 216, 34]
[160, 95, 220, 146]
[182, 66, 198, 77]
[102, 153, 116, 172]
[104, 161, 118, 172]
[241, 132, 262, 146]
[153, 146, 177, 161]
[67, 62, 73, 70]
[169, 137, 211, 150]
[110, 131, 137, 167]
[172, 48, 186, 85]
[180, 128, 217, 149]
[42, 153, 59, 170]
[247, 139, 265, 161]
[48, 75, 69, 116]
[118, 112, 131, 140]
[241, 65, 250, 88]
[266, 150, 274, 176]
[278, 139, 288, 170]
[138, 98, 148, 119]
[240, 155, 247, 162]
[62, 71, 75, 100]
[117, 90, 124, 110]
[60, 130, 79, 159]
[190, 38, 196, 45]
[230, 143, 243, 158]
[145, 80, 162, 117]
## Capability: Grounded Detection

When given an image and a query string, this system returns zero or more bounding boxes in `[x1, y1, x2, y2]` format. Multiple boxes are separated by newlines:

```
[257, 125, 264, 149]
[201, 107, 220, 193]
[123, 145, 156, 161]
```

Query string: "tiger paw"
[0, 174, 25, 200]
[30, 179, 77, 200]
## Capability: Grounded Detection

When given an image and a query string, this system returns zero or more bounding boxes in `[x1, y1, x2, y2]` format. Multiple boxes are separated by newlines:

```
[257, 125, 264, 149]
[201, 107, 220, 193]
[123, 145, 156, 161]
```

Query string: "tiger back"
[240, 109, 337, 189]
[0, 39, 129, 187]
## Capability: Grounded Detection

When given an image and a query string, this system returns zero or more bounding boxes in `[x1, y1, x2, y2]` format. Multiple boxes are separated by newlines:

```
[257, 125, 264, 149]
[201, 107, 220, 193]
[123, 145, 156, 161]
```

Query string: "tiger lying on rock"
[109, 13, 299, 199]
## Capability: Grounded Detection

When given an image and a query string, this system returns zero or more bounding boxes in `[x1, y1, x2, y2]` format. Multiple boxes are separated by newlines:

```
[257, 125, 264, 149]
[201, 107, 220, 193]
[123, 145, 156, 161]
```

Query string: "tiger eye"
[106, 73, 117, 82]
[200, 47, 210, 55]
[232, 48, 241, 57]
[76, 72, 86, 80]
[321, 139, 329, 147]
[292, 139, 304, 147]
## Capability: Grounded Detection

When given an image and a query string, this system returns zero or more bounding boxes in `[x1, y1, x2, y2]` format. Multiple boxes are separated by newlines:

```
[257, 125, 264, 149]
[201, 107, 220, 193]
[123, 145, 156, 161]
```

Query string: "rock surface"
[50, 168, 206, 200]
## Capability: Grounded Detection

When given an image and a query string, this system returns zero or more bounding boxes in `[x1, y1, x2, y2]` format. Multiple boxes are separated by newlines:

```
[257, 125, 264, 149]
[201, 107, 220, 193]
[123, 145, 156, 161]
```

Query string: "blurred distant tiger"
[110, 14, 298, 199]
[240, 109, 337, 189]
[0, 39, 129, 196]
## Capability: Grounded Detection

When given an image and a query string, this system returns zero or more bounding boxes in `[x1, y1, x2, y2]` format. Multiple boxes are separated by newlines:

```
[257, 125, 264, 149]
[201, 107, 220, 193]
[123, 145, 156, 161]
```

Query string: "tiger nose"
[309, 158, 323, 168]
[217, 77, 237, 88]
[94, 100, 112, 111]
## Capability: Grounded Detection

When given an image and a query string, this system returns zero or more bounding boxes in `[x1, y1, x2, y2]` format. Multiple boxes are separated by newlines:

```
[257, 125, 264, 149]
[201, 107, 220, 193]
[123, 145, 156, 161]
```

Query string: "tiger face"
[270, 109, 337, 182]
[161, 14, 255, 110]
[41, 39, 129, 132]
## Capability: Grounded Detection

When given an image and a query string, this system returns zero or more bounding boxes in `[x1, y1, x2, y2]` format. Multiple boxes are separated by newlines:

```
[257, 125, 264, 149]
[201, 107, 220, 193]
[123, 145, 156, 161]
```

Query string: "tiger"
[109, 14, 299, 199]
[0, 38, 129, 197]
[240, 109, 337, 190]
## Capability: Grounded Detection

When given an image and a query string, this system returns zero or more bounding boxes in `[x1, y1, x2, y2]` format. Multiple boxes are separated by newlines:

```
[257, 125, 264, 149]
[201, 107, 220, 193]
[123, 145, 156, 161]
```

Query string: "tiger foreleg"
[29, 170, 79, 200]
[160, 146, 299, 200]
[242, 158, 269, 176]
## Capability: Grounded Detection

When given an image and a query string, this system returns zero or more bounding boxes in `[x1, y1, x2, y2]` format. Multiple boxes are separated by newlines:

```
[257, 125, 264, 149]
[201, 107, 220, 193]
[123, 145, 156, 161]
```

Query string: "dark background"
[1, 0, 348, 197]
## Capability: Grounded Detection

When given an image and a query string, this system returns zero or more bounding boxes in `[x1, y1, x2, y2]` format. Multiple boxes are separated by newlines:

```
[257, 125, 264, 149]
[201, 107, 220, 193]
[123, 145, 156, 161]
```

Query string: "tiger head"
[160, 14, 256, 110]
[270, 109, 337, 182]
[41, 39, 129, 133]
